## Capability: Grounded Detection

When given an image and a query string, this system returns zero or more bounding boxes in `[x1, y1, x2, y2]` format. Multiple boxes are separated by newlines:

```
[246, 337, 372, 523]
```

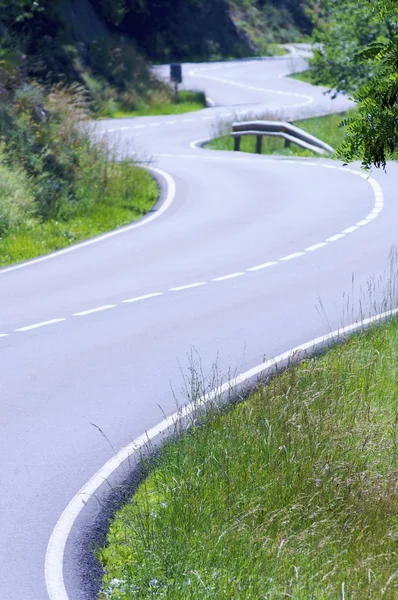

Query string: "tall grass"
[99, 315, 398, 599]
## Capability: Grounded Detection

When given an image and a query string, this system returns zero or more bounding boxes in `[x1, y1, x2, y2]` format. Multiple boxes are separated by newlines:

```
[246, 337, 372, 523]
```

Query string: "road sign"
[170, 63, 182, 84]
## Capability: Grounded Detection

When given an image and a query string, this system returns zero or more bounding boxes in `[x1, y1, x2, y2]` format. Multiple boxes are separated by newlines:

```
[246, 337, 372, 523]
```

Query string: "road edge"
[45, 307, 398, 600]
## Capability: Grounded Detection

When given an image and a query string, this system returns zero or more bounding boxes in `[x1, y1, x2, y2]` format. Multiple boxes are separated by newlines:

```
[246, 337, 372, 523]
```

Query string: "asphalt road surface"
[1, 47, 398, 600]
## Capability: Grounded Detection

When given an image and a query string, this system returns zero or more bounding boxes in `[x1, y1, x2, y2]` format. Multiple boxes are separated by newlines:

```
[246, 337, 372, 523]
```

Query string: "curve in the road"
[45, 113, 384, 599]
[189, 63, 315, 108]
[0, 162, 384, 340]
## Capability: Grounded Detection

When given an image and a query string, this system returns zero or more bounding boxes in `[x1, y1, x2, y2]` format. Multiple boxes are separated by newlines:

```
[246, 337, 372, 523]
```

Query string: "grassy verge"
[206, 110, 357, 158]
[98, 91, 207, 119]
[289, 70, 332, 89]
[0, 164, 157, 266]
[99, 316, 398, 599]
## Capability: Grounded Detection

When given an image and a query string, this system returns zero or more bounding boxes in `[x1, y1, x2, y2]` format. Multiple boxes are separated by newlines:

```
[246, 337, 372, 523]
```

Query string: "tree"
[308, 0, 388, 96]
[309, 0, 398, 168]
[335, 0, 398, 168]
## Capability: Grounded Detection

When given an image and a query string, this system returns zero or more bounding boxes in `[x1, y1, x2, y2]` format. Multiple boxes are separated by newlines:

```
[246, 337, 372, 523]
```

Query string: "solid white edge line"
[16, 318, 66, 332]
[45, 307, 398, 600]
[0, 333, 9, 337]
[189, 137, 214, 150]
[73, 305, 116, 317]
[0, 167, 176, 276]
[123, 293, 163, 304]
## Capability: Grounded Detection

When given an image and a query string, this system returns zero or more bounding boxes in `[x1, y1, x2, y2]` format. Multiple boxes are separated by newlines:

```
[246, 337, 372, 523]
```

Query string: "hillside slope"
[0, 0, 312, 112]
[90, 0, 312, 62]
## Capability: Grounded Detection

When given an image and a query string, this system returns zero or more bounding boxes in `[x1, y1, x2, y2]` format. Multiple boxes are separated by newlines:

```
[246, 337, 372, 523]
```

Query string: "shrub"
[0, 149, 35, 235]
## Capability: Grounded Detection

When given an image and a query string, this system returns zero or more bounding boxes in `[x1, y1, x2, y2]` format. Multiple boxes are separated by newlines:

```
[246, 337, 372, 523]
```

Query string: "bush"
[0, 149, 35, 235]
[0, 81, 153, 226]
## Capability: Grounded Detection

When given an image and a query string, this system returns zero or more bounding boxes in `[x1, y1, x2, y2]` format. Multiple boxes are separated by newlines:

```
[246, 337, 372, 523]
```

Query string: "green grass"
[102, 91, 207, 119]
[289, 70, 332, 89]
[261, 43, 288, 57]
[206, 110, 357, 158]
[0, 165, 158, 266]
[99, 317, 398, 599]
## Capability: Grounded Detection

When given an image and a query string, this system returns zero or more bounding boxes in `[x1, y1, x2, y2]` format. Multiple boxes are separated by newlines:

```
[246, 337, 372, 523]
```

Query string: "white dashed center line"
[326, 234, 345, 242]
[73, 305, 116, 317]
[169, 282, 207, 292]
[212, 272, 245, 281]
[1, 157, 385, 341]
[16, 318, 66, 332]
[123, 293, 163, 303]
[305, 242, 328, 252]
[342, 226, 359, 234]
[247, 261, 278, 272]
[280, 252, 306, 261]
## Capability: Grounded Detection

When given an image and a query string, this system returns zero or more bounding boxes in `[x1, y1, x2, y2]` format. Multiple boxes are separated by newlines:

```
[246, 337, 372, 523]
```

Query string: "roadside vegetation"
[289, 69, 331, 87]
[206, 110, 357, 158]
[0, 1, 162, 266]
[99, 314, 398, 599]
[0, 81, 158, 267]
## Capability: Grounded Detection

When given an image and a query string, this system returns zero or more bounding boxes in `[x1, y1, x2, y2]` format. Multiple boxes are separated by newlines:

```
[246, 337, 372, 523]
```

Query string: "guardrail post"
[256, 135, 262, 154]
[284, 138, 291, 148]
[234, 137, 241, 152]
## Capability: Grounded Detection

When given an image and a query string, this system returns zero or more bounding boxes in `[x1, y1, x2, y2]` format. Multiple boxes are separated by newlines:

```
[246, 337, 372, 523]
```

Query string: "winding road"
[1, 47, 398, 600]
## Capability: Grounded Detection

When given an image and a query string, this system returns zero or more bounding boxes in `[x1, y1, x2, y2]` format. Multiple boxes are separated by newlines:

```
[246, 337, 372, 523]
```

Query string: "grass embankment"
[99, 317, 398, 599]
[289, 70, 332, 88]
[0, 84, 158, 267]
[206, 110, 357, 158]
[0, 164, 157, 266]
[106, 91, 207, 118]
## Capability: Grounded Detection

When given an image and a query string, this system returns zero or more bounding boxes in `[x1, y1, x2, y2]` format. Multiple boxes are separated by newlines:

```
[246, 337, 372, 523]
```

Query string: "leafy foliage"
[331, 1, 398, 168]
[306, 0, 398, 168]
[308, 0, 389, 96]
[0, 148, 35, 235]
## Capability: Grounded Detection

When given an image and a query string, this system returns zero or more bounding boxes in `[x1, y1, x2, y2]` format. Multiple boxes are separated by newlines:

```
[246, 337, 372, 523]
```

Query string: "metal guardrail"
[231, 121, 335, 156]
